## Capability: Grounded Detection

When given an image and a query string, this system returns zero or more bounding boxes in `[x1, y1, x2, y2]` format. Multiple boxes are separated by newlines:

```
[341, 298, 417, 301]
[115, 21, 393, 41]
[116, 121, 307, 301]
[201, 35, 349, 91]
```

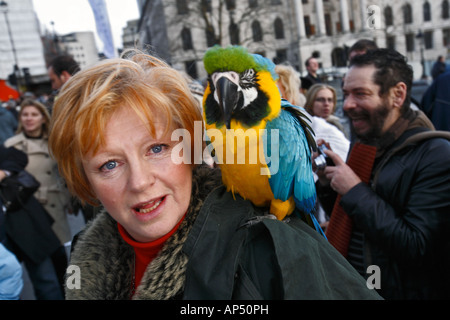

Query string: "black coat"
[0, 146, 61, 264]
[0, 146, 27, 242]
[320, 128, 450, 299]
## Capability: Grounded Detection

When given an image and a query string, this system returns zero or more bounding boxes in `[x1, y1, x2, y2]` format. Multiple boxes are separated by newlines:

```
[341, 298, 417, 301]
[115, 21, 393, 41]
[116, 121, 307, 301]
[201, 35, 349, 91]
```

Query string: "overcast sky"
[32, 0, 140, 51]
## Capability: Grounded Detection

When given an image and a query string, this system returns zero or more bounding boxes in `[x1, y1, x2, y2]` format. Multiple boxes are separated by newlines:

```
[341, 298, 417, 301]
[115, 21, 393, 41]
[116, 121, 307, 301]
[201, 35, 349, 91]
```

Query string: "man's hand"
[323, 148, 362, 196]
[0, 170, 9, 182]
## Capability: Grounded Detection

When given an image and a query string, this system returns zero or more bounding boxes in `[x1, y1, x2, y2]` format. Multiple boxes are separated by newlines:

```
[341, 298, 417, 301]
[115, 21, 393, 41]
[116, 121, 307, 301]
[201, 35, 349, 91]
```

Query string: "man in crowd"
[316, 49, 450, 299]
[47, 55, 99, 222]
[47, 55, 80, 92]
[421, 68, 450, 131]
[301, 56, 321, 92]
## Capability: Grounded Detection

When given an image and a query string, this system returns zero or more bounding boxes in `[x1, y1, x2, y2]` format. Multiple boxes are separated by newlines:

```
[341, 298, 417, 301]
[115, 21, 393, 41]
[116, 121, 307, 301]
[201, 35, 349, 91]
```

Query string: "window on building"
[252, 20, 263, 42]
[423, 1, 431, 21]
[229, 22, 240, 45]
[384, 6, 393, 26]
[443, 28, 450, 47]
[403, 3, 413, 24]
[271, 0, 282, 5]
[185, 60, 198, 80]
[325, 13, 333, 36]
[201, 0, 212, 13]
[226, 0, 236, 10]
[424, 31, 433, 49]
[386, 36, 396, 50]
[274, 18, 284, 39]
[205, 26, 217, 47]
[443, 0, 450, 19]
[275, 49, 287, 63]
[177, 0, 188, 14]
[181, 27, 193, 50]
[304, 16, 314, 37]
[331, 48, 346, 67]
[405, 33, 415, 52]
[249, 0, 258, 8]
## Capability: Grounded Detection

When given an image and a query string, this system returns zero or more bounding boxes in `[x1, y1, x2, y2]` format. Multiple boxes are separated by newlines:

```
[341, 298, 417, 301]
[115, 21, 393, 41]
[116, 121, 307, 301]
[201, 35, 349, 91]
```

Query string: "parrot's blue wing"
[264, 100, 325, 237]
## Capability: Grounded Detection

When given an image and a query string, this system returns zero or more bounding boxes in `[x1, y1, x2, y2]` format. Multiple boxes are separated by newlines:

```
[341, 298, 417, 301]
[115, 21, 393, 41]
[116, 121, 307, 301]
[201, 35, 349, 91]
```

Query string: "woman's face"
[20, 105, 45, 137]
[82, 106, 193, 242]
[312, 88, 335, 119]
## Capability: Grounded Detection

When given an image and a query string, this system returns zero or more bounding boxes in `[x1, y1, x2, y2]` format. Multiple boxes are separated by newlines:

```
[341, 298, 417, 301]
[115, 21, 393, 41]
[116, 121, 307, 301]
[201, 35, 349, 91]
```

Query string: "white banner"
[88, 0, 117, 58]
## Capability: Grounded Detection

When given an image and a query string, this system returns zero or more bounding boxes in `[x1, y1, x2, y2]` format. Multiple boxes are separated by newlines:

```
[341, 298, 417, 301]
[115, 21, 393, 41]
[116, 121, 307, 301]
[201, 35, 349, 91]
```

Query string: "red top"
[117, 215, 185, 293]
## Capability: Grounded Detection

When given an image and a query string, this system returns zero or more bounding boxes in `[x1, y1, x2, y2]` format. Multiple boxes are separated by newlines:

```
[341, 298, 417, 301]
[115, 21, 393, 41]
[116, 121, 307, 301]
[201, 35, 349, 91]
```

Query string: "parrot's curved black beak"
[215, 76, 240, 129]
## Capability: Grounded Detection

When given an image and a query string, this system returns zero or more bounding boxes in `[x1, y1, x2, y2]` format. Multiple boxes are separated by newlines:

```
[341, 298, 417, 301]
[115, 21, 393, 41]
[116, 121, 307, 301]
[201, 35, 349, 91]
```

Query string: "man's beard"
[349, 101, 390, 145]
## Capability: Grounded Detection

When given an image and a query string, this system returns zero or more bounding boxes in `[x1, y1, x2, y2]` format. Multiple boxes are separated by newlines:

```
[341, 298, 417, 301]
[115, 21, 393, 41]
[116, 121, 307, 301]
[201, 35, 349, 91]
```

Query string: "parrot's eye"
[242, 69, 255, 78]
[240, 69, 256, 89]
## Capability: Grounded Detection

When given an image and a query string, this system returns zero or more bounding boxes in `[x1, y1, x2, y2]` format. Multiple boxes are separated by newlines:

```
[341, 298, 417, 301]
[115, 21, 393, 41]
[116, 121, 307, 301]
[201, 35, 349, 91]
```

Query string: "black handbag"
[0, 170, 40, 212]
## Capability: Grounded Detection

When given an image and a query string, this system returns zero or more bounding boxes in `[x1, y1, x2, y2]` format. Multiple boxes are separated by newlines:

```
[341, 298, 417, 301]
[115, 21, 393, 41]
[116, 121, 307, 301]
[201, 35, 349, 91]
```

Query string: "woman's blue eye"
[151, 145, 163, 153]
[102, 161, 117, 171]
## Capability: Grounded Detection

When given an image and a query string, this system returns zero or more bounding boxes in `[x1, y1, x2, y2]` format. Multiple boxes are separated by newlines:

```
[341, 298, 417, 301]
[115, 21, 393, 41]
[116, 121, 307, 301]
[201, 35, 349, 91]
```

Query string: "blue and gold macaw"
[202, 45, 324, 236]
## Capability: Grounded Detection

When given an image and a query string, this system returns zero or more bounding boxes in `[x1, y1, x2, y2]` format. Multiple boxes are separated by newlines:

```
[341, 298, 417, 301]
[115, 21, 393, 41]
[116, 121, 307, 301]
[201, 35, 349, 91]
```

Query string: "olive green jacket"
[183, 184, 381, 300]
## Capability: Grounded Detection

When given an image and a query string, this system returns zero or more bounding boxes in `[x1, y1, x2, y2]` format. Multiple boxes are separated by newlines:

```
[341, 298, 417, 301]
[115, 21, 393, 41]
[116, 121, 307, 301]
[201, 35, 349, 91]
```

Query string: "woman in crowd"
[4, 99, 71, 292]
[4, 99, 72, 245]
[275, 66, 349, 227]
[306, 85, 350, 227]
[48, 50, 380, 300]
[305, 83, 347, 136]
[275, 64, 306, 107]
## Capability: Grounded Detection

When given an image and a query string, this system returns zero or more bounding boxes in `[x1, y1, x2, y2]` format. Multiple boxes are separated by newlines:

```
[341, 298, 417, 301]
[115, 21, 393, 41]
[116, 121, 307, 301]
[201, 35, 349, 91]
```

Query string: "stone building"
[135, 0, 450, 80]
[59, 32, 99, 69]
[0, 0, 47, 91]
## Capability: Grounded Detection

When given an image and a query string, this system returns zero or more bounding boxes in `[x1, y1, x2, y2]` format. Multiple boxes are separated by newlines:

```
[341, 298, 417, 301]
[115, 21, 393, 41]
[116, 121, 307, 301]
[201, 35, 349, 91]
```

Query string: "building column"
[293, 0, 306, 39]
[314, 0, 326, 36]
[340, 0, 350, 33]
[360, 0, 368, 31]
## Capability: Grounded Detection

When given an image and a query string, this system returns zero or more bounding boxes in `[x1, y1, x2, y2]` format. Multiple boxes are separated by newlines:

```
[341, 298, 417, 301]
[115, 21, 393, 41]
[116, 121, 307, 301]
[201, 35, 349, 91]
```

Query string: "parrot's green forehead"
[204, 46, 259, 74]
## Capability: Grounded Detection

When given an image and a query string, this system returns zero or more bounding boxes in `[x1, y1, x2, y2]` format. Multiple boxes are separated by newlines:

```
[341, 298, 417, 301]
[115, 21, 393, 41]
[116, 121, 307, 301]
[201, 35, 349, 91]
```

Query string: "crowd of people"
[1, 38, 449, 301]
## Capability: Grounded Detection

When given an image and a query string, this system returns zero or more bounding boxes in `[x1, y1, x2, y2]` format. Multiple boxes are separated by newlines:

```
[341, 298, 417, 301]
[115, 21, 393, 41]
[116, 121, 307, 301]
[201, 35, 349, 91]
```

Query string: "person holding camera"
[315, 49, 450, 299]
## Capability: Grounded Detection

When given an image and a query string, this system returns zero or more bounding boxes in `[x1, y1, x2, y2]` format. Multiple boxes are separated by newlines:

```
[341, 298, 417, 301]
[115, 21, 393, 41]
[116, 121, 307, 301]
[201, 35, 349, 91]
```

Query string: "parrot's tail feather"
[282, 104, 317, 152]
[310, 215, 327, 239]
[297, 209, 327, 239]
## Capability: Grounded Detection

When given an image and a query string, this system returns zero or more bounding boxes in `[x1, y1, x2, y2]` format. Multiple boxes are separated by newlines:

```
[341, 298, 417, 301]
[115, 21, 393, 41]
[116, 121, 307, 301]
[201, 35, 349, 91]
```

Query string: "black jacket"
[0, 146, 61, 264]
[0, 146, 27, 242]
[320, 128, 450, 299]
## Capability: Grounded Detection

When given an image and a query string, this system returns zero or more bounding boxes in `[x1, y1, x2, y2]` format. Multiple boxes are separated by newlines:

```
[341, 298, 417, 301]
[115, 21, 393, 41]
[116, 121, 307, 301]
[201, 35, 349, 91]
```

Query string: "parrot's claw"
[239, 214, 277, 229]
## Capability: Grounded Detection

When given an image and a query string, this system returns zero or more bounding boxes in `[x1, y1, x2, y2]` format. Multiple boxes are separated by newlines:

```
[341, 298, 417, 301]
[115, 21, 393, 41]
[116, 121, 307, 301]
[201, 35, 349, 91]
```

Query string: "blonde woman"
[305, 83, 347, 135]
[275, 64, 306, 107]
[4, 99, 72, 245]
[4, 99, 72, 298]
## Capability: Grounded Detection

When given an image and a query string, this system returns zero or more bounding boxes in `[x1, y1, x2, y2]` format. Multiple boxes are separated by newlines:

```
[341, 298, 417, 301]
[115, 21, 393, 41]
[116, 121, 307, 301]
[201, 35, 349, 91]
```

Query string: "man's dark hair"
[349, 48, 413, 113]
[48, 55, 80, 76]
[349, 39, 378, 55]
[305, 56, 315, 67]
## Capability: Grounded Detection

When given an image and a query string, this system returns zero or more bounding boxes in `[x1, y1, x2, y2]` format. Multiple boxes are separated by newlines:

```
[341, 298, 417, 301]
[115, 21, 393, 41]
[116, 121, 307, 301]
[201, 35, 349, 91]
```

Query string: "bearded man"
[315, 49, 450, 299]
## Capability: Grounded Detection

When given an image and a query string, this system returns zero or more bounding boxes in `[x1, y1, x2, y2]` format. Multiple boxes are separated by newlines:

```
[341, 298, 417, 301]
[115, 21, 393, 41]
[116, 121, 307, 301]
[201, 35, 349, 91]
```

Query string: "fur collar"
[66, 165, 222, 300]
